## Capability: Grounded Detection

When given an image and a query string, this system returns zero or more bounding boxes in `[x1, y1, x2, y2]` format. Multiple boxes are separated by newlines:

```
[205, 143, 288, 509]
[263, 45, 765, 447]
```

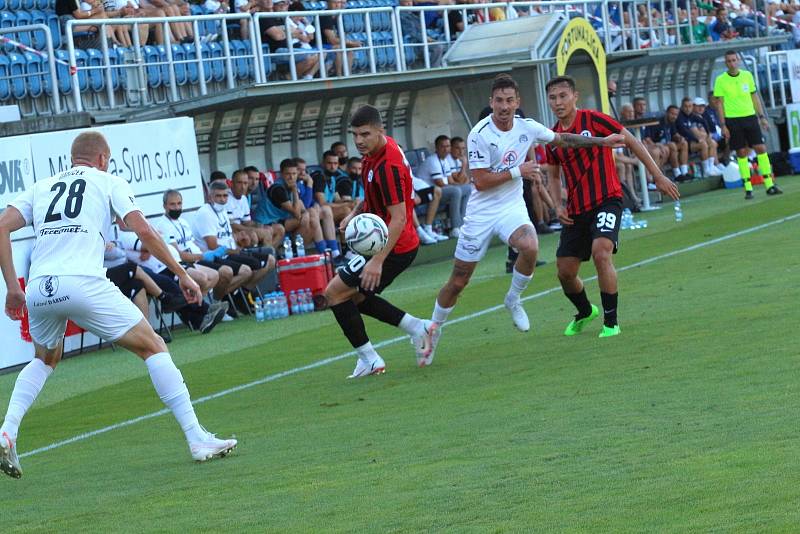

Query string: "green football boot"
[564, 304, 599, 336]
[598, 325, 621, 338]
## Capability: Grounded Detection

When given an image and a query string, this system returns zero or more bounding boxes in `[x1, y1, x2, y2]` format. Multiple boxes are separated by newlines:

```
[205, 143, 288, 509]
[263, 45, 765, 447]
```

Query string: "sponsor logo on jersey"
[519, 134, 529, 143]
[39, 276, 59, 298]
[501, 151, 519, 166]
[580, 130, 592, 137]
[468, 150, 484, 160]
[367, 170, 374, 183]
[39, 225, 88, 236]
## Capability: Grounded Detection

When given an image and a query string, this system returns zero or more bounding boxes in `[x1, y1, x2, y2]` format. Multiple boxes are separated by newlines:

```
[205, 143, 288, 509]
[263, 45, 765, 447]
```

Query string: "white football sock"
[432, 300, 454, 324]
[398, 313, 426, 337]
[680, 164, 689, 175]
[0, 358, 52, 442]
[506, 267, 533, 302]
[145, 352, 204, 443]
[424, 224, 434, 233]
[673, 168, 681, 178]
[355, 342, 380, 364]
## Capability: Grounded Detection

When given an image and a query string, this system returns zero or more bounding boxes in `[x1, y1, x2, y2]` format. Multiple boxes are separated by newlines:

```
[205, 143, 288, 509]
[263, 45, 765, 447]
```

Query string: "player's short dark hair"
[724, 49, 736, 57]
[322, 150, 338, 161]
[209, 170, 227, 183]
[295, 157, 306, 165]
[632, 96, 645, 104]
[243, 165, 258, 173]
[434, 135, 450, 148]
[209, 180, 228, 191]
[667, 104, 679, 112]
[162, 189, 181, 205]
[545, 75, 576, 93]
[347, 156, 361, 166]
[350, 105, 383, 128]
[330, 141, 346, 151]
[280, 158, 297, 172]
[231, 169, 247, 181]
[451, 136, 464, 145]
[491, 73, 519, 97]
[681, 97, 692, 104]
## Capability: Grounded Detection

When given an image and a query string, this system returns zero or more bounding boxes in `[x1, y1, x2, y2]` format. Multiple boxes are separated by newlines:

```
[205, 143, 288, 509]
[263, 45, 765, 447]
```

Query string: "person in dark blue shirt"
[662, 105, 691, 181]
[676, 97, 721, 176]
[699, 94, 730, 164]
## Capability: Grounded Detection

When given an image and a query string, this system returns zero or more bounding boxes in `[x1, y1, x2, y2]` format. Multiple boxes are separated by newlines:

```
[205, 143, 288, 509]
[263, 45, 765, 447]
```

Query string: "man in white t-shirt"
[192, 181, 275, 299]
[153, 189, 249, 304]
[227, 169, 283, 249]
[419, 75, 624, 365]
[446, 136, 470, 185]
[417, 135, 471, 237]
[0, 132, 236, 479]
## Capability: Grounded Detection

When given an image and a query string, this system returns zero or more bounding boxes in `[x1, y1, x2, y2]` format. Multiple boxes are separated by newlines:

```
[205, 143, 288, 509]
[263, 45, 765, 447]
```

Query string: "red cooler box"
[277, 254, 334, 301]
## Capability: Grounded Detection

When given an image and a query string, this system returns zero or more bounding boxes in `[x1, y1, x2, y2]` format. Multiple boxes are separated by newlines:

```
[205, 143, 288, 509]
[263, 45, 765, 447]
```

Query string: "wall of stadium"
[0, 118, 204, 371]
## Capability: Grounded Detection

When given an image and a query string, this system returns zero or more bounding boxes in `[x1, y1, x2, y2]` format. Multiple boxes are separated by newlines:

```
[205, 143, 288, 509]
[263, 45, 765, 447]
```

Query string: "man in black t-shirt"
[320, 0, 362, 76]
[261, 0, 320, 79]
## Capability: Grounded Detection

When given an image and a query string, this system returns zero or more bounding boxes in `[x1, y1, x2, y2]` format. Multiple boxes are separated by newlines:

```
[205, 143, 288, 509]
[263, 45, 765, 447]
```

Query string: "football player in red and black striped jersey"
[324, 105, 434, 378]
[544, 75, 680, 338]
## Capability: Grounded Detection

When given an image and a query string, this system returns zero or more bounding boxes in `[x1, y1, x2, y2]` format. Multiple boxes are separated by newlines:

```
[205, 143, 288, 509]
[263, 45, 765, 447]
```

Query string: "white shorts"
[454, 201, 534, 263]
[26, 275, 144, 349]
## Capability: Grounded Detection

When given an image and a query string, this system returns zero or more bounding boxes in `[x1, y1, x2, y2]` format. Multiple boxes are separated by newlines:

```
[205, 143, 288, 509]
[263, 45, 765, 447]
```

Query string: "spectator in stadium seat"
[331, 141, 349, 172]
[709, 7, 739, 40]
[320, 0, 362, 76]
[262, 0, 321, 80]
[56, 0, 111, 48]
[677, 96, 722, 177]
[141, 0, 194, 43]
[417, 135, 470, 237]
[192, 181, 275, 302]
[153, 190, 246, 307]
[662, 105, 692, 181]
[448, 0, 479, 40]
[311, 150, 353, 225]
[680, 5, 712, 43]
[227, 169, 284, 249]
[398, 0, 444, 67]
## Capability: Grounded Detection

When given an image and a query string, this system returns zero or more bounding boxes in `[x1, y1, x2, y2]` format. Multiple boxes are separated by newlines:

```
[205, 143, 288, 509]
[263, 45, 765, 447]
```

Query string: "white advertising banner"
[0, 117, 204, 370]
[788, 50, 800, 104]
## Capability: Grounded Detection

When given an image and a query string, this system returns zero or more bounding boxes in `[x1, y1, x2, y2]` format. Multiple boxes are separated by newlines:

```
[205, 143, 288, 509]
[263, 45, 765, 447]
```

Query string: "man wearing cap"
[713, 50, 783, 199]
[677, 96, 722, 177]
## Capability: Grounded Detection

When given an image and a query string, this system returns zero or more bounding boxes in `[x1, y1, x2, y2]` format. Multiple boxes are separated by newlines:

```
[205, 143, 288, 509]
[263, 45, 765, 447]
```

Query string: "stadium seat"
[0, 0, 5, 9]
[46, 11, 60, 49]
[54, 49, 73, 93]
[73, 48, 89, 92]
[170, 44, 188, 85]
[14, 10, 33, 48]
[182, 43, 199, 84]
[5, 0, 19, 9]
[23, 51, 44, 98]
[85, 48, 104, 92]
[207, 41, 225, 82]
[36, 0, 48, 8]
[109, 46, 127, 90]
[8, 51, 27, 99]
[142, 45, 162, 88]
[22, 0, 35, 8]
[1, 11, 15, 52]
[0, 54, 10, 100]
[230, 40, 249, 80]
[29, 9, 48, 50]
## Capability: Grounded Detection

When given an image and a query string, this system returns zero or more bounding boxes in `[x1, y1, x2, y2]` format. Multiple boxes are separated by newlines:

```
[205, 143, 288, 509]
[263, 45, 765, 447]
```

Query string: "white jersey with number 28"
[10, 165, 140, 281]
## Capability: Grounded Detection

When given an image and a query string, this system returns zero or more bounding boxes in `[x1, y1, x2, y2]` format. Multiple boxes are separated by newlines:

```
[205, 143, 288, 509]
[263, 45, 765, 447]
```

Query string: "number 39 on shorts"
[596, 211, 617, 229]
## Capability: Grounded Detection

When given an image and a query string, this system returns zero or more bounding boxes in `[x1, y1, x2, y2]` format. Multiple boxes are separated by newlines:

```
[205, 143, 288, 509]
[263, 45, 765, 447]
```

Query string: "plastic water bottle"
[674, 201, 683, 222]
[289, 290, 298, 315]
[254, 297, 264, 322]
[283, 236, 293, 260]
[265, 294, 275, 320]
[282, 293, 290, 318]
[295, 235, 305, 257]
[296, 289, 306, 314]
[621, 208, 632, 230]
[306, 289, 315, 313]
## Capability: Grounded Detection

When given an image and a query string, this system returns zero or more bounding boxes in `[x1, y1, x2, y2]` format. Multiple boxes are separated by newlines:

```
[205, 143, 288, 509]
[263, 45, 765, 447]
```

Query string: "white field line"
[20, 213, 800, 459]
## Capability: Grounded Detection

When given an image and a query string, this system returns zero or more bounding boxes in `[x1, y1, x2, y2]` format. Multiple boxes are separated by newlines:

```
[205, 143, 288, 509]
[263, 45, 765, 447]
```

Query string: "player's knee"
[239, 265, 252, 278]
[591, 245, 613, 266]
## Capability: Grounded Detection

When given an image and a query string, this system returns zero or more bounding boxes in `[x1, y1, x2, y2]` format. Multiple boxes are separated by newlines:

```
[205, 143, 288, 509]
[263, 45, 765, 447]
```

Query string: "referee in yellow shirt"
[713, 50, 783, 199]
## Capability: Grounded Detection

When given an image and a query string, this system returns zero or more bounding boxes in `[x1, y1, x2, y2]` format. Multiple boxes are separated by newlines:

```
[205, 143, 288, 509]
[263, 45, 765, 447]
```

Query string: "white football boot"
[417, 322, 441, 367]
[504, 295, 530, 332]
[0, 431, 22, 479]
[190, 427, 238, 462]
[347, 355, 386, 379]
[411, 320, 437, 367]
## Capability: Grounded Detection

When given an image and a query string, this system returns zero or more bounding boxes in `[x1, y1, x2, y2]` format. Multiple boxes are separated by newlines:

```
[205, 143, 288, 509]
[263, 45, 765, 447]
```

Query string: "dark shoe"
[199, 302, 228, 334]
[536, 259, 546, 267]
[535, 222, 554, 235]
[159, 292, 187, 313]
[505, 261, 514, 274]
[744, 190, 754, 200]
[766, 185, 783, 195]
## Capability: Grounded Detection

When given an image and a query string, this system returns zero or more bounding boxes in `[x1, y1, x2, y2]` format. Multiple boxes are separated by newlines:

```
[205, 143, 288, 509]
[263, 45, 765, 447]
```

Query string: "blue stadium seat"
[14, 11, 33, 49]
[230, 40, 248, 80]
[54, 49, 72, 93]
[207, 41, 225, 82]
[109, 47, 127, 90]
[29, 9, 48, 50]
[85, 48, 104, 92]
[0, 54, 10, 100]
[36, 0, 48, 8]
[22, 0, 35, 8]
[1, 11, 15, 52]
[170, 44, 187, 85]
[46, 11, 60, 49]
[262, 49, 271, 80]
[7, 51, 27, 99]
[0, 0, 5, 9]
[182, 43, 199, 84]
[200, 42, 213, 83]
[142, 45, 162, 88]
[23, 51, 43, 97]
[73, 48, 89, 92]
[5, 0, 19, 9]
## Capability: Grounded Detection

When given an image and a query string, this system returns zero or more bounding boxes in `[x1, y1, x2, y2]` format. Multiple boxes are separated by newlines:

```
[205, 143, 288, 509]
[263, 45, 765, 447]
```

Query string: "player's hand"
[517, 160, 539, 179]
[655, 174, 680, 200]
[759, 117, 769, 131]
[360, 256, 383, 292]
[5, 287, 26, 321]
[721, 125, 730, 140]
[177, 274, 202, 305]
[602, 133, 626, 148]
[339, 212, 355, 234]
[555, 206, 573, 226]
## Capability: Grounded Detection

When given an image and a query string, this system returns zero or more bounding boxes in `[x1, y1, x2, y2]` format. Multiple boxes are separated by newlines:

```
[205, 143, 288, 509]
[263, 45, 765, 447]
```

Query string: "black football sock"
[330, 300, 369, 348]
[357, 295, 404, 327]
[565, 288, 592, 318]
[600, 291, 618, 327]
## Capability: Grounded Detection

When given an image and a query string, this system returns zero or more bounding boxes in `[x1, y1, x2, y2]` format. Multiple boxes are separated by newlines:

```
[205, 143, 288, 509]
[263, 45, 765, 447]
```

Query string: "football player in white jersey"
[0, 132, 236, 479]
[420, 74, 624, 365]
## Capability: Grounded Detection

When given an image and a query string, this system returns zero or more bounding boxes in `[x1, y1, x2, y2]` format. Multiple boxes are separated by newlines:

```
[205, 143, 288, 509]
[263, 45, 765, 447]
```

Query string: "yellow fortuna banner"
[555, 18, 609, 114]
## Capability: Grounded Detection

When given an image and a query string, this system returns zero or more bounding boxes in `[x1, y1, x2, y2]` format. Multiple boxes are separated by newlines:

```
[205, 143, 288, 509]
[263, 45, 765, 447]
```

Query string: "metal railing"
[65, 13, 262, 112]
[0, 24, 61, 115]
[764, 50, 790, 109]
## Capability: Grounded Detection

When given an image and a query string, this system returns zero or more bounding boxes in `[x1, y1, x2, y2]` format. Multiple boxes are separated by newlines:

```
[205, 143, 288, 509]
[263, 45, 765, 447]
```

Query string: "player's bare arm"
[751, 92, 769, 131]
[124, 211, 201, 304]
[471, 160, 540, 191]
[338, 199, 363, 233]
[549, 132, 625, 149]
[621, 128, 680, 200]
[361, 202, 406, 292]
[543, 164, 573, 226]
[0, 206, 27, 319]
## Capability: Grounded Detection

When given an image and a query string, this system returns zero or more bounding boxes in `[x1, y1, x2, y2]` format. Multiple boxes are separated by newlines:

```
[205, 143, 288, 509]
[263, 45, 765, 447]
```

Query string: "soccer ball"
[345, 213, 389, 256]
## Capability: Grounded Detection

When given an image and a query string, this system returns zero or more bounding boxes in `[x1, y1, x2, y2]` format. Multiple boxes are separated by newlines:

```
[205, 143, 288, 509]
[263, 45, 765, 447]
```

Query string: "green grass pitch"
[2, 178, 799, 532]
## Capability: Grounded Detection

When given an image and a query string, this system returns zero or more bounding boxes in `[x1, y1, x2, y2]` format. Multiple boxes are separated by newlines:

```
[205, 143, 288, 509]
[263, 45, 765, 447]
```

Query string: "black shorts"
[416, 186, 435, 204]
[727, 115, 764, 151]
[556, 199, 622, 262]
[198, 252, 269, 276]
[105, 261, 143, 300]
[338, 248, 418, 294]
